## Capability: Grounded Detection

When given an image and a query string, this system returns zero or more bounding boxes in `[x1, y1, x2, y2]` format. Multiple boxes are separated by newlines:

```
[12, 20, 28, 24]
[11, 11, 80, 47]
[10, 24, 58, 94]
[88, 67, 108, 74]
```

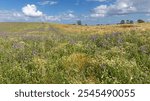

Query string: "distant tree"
[126, 20, 130, 24]
[85, 24, 88, 26]
[77, 20, 82, 25]
[130, 20, 134, 24]
[96, 24, 100, 26]
[137, 19, 145, 23]
[120, 20, 125, 24]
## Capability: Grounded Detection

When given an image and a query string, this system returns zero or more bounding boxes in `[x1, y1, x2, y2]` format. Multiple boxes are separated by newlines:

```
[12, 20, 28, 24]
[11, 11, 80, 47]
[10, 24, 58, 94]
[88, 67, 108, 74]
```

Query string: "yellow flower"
[63, 53, 88, 71]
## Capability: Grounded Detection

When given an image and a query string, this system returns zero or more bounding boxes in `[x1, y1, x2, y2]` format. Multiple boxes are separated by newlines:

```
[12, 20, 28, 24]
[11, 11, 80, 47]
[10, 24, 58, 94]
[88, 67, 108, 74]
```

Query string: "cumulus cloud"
[91, 0, 150, 17]
[22, 4, 43, 17]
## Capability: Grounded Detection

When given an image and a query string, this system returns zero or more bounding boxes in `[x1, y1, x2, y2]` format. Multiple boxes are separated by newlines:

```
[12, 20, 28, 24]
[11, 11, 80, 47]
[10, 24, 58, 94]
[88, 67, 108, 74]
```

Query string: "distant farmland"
[0, 22, 150, 84]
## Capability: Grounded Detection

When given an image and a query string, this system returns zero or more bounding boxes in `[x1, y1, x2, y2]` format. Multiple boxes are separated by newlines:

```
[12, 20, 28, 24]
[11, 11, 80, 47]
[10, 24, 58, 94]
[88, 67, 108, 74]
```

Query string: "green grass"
[0, 22, 150, 84]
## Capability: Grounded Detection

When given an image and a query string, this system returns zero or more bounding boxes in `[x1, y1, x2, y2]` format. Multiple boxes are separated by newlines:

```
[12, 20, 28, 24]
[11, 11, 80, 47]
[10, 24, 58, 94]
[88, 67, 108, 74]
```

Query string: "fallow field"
[0, 22, 150, 84]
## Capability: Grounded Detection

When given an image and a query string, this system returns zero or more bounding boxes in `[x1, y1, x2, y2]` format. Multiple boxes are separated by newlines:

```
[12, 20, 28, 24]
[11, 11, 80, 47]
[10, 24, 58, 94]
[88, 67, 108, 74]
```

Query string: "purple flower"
[69, 39, 76, 45]
[117, 38, 124, 44]
[90, 34, 100, 41]
[139, 45, 148, 54]
[111, 32, 122, 37]
[12, 42, 25, 49]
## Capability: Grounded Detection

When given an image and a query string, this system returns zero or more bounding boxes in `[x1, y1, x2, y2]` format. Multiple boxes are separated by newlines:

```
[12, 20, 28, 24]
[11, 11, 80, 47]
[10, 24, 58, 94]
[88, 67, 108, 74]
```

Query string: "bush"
[137, 19, 145, 23]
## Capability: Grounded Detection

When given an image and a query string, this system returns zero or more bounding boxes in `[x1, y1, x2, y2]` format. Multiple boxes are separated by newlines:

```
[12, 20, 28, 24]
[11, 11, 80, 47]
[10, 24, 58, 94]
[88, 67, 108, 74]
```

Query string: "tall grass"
[0, 23, 150, 84]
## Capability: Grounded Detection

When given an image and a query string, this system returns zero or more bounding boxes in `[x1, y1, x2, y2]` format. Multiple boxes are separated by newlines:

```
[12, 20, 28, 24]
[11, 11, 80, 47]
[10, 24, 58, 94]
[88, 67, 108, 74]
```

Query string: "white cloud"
[91, 0, 150, 17]
[49, 1, 57, 5]
[68, 13, 75, 18]
[87, 0, 107, 2]
[38, 0, 58, 6]
[13, 12, 22, 17]
[40, 10, 76, 22]
[22, 4, 43, 17]
[60, 11, 76, 20]
[91, 5, 107, 17]
[0, 3, 77, 23]
[44, 15, 61, 21]
[0, 10, 26, 22]
[0, 9, 77, 22]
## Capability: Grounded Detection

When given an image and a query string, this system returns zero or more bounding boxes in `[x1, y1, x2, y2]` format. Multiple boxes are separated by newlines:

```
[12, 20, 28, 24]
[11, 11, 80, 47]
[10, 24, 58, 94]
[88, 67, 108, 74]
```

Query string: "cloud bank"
[0, 0, 150, 24]
[91, 0, 150, 17]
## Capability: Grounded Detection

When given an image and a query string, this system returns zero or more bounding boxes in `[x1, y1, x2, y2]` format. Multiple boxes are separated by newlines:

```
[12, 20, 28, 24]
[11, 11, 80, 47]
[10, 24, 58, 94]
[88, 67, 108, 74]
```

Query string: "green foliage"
[77, 20, 82, 25]
[137, 19, 145, 23]
[0, 23, 150, 84]
[120, 20, 134, 24]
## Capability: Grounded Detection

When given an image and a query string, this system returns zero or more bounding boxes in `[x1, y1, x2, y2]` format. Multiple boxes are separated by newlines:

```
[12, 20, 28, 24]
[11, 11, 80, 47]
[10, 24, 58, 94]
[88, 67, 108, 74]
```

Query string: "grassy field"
[0, 22, 150, 84]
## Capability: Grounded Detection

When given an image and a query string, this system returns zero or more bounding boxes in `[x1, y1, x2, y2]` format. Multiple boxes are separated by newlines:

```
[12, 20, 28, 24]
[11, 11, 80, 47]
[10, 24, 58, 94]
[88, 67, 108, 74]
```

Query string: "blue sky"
[0, 0, 150, 24]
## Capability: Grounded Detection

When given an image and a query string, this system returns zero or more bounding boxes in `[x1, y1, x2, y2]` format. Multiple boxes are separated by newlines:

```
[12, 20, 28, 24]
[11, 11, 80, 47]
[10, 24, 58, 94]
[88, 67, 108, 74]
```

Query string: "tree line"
[74, 19, 145, 26]
[120, 19, 145, 24]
